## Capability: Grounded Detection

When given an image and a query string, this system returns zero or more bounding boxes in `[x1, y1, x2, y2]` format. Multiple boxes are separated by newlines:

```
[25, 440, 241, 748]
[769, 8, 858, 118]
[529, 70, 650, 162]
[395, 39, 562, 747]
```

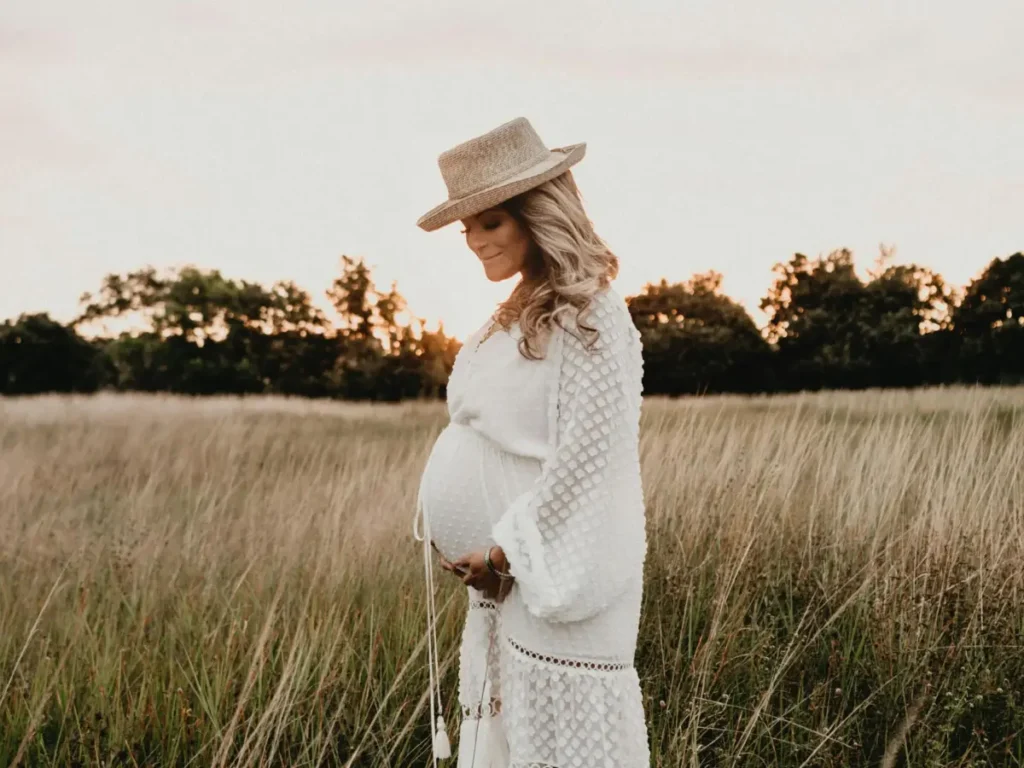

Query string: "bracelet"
[485, 546, 514, 580]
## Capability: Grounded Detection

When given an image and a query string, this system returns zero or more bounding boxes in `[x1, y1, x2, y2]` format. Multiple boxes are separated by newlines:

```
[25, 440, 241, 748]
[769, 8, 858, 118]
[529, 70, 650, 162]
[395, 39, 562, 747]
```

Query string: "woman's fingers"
[430, 543, 461, 575]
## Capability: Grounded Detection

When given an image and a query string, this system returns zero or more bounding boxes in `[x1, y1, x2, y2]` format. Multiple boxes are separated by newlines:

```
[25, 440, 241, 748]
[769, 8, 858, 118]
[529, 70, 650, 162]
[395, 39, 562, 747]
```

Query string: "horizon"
[3, 0, 1022, 340]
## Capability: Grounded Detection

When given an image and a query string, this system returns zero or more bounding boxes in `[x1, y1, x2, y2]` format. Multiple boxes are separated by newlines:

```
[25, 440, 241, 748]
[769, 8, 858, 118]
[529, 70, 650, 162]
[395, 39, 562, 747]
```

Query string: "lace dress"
[413, 286, 650, 768]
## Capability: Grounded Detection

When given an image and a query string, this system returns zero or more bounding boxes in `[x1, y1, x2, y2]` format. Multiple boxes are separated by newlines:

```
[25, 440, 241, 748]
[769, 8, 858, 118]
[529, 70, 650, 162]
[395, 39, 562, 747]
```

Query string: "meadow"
[1, 388, 1022, 767]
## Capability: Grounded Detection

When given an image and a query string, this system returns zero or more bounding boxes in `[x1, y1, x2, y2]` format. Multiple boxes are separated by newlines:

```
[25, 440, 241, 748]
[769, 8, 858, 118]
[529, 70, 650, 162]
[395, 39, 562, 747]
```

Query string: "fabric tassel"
[433, 715, 452, 760]
[458, 711, 510, 767]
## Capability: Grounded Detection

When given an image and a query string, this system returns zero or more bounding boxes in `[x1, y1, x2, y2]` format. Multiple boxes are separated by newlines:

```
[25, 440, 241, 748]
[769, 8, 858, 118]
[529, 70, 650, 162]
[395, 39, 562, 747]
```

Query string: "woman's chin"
[483, 260, 516, 282]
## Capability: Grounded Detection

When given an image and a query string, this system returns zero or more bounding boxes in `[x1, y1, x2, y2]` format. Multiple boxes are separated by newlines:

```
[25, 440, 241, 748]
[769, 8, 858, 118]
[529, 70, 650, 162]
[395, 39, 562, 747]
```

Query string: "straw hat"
[416, 116, 586, 232]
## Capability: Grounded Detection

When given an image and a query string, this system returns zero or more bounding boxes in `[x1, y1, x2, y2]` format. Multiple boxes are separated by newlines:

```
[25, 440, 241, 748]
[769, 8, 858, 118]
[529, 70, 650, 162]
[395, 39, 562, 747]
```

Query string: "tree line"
[2, 249, 1022, 399]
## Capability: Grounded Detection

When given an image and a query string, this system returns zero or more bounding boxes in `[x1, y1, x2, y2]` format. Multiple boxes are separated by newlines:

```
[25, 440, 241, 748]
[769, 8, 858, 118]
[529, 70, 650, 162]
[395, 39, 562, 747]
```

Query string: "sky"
[2, 0, 1022, 340]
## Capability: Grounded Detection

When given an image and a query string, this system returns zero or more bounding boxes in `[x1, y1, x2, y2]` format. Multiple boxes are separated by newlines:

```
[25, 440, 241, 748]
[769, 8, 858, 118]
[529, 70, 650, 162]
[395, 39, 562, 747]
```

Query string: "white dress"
[414, 285, 650, 768]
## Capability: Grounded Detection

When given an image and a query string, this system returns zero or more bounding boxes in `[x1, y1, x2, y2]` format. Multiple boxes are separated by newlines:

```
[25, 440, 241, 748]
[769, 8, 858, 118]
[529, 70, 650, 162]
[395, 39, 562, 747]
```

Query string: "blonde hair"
[492, 170, 619, 360]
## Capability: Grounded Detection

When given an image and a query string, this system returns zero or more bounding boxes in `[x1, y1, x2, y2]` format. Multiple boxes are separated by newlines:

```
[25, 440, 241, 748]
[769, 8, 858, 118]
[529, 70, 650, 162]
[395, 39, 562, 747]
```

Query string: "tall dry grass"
[0, 389, 1022, 767]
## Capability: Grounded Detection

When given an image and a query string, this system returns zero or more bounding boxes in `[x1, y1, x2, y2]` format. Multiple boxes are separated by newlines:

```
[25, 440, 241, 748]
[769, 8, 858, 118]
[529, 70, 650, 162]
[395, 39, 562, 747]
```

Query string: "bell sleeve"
[490, 290, 648, 624]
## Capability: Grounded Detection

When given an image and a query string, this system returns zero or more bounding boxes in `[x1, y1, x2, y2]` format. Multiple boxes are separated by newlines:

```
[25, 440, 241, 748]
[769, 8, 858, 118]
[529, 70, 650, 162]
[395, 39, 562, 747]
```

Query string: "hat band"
[448, 147, 552, 200]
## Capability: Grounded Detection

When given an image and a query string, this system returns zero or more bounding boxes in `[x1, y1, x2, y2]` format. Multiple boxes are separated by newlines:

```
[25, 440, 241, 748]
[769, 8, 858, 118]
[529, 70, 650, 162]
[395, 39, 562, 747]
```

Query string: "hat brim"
[416, 142, 586, 232]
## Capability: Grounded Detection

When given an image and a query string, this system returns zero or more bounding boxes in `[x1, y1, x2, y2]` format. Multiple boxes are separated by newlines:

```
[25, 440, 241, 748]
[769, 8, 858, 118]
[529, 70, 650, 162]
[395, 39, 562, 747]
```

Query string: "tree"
[951, 252, 1024, 384]
[760, 248, 954, 390]
[323, 255, 462, 400]
[234, 279, 329, 336]
[326, 255, 378, 342]
[76, 266, 337, 395]
[628, 272, 773, 395]
[760, 250, 869, 389]
[323, 255, 383, 398]
[0, 313, 109, 394]
[417, 321, 462, 399]
[862, 252, 956, 387]
[375, 281, 410, 356]
[78, 267, 330, 341]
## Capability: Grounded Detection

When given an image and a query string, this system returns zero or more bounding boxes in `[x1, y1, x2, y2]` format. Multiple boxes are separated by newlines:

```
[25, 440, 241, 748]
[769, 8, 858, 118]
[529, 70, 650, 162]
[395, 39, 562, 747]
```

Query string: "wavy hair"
[491, 169, 619, 360]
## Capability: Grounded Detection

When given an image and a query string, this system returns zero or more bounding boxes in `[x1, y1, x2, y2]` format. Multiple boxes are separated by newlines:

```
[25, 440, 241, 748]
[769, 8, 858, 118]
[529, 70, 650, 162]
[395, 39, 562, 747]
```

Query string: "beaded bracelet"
[485, 546, 514, 580]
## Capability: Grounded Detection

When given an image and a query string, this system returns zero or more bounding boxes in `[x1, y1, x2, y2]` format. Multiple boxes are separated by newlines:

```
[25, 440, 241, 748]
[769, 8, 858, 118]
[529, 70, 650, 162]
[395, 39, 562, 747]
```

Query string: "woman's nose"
[466, 231, 488, 254]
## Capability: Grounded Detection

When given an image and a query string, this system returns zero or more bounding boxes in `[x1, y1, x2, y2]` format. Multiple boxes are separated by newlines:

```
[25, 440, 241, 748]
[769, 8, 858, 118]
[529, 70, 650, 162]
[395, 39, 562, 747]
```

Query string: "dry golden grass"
[1, 388, 1022, 767]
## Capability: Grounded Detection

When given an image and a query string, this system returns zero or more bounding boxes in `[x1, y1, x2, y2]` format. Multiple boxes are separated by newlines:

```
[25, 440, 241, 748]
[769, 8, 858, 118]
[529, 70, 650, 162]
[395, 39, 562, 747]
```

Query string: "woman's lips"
[481, 252, 503, 262]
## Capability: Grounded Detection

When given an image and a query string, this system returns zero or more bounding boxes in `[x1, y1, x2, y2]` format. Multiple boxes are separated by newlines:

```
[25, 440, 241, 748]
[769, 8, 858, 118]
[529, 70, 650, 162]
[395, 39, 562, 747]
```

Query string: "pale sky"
[3, 0, 1022, 340]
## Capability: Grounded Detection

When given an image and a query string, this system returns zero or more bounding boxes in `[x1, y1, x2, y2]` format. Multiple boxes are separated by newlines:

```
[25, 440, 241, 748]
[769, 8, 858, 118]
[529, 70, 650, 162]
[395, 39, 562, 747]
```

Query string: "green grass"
[1, 388, 1022, 767]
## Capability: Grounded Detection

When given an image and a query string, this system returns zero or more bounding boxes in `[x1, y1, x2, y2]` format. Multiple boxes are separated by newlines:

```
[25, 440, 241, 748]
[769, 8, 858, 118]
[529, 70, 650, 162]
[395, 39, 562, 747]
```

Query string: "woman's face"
[460, 206, 535, 282]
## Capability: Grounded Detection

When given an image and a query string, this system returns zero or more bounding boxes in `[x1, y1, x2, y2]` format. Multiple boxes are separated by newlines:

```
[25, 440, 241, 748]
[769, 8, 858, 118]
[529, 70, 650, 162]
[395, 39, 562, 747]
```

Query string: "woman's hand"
[433, 542, 514, 602]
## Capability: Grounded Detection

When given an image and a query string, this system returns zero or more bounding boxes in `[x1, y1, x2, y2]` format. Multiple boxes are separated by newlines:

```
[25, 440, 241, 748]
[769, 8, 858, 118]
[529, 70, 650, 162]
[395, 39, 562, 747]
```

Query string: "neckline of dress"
[471, 317, 516, 354]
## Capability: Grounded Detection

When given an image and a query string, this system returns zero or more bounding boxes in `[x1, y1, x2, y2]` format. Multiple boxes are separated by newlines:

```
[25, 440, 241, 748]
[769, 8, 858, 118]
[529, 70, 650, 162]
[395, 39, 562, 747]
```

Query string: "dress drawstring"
[413, 471, 452, 763]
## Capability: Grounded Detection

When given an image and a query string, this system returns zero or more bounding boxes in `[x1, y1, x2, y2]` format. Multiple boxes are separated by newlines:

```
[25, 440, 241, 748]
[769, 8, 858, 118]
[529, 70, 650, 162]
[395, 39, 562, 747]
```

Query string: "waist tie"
[412, 462, 452, 763]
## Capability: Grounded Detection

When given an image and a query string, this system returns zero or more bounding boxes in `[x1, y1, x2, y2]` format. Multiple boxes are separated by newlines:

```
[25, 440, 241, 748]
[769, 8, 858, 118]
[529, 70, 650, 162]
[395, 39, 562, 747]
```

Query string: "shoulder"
[558, 284, 640, 354]
[589, 284, 633, 330]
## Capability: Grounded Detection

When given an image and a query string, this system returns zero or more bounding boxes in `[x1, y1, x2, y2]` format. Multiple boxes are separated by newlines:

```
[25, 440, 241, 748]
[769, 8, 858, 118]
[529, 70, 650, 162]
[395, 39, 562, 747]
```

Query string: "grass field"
[1, 389, 1023, 767]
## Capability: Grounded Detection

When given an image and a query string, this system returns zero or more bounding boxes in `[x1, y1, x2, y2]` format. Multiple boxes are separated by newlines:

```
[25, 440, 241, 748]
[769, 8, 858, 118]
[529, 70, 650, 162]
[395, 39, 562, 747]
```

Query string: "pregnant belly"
[418, 422, 541, 563]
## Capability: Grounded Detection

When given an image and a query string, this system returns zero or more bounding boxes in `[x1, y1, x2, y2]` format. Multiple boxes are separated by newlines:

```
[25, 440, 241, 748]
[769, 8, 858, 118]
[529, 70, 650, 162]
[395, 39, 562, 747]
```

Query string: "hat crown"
[438, 117, 551, 200]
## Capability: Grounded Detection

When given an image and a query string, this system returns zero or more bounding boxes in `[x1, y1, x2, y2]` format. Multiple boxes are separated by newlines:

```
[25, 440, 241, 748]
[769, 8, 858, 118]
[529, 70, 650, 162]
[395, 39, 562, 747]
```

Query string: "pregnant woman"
[412, 117, 650, 767]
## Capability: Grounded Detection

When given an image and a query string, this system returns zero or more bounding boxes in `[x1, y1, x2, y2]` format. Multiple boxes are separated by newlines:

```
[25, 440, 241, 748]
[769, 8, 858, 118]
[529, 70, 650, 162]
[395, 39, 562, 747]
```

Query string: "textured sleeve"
[490, 288, 648, 624]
